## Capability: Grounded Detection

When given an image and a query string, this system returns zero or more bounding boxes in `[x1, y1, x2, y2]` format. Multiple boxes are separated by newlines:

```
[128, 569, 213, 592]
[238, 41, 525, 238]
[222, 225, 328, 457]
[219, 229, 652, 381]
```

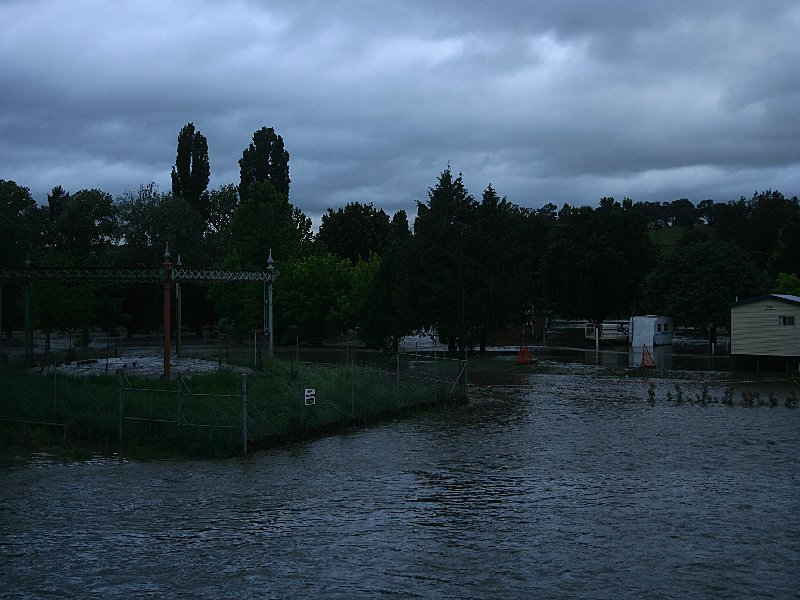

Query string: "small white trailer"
[629, 315, 674, 348]
[584, 321, 628, 344]
[584, 321, 629, 344]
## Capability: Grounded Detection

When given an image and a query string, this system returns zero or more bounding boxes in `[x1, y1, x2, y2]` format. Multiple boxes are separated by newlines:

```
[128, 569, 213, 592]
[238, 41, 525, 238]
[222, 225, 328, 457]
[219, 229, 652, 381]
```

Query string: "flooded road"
[2, 372, 799, 598]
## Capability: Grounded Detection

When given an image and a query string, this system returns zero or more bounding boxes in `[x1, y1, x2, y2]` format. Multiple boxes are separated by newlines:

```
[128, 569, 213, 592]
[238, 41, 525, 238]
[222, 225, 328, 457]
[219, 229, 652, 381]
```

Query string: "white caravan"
[629, 315, 674, 348]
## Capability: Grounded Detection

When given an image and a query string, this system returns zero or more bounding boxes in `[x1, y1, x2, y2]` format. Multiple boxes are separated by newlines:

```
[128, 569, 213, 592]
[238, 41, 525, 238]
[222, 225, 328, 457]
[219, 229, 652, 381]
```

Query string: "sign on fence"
[304, 388, 316, 406]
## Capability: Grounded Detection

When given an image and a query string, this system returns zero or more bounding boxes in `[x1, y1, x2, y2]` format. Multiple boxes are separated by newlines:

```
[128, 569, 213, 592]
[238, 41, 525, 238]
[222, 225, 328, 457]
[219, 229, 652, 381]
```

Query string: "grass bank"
[0, 356, 463, 460]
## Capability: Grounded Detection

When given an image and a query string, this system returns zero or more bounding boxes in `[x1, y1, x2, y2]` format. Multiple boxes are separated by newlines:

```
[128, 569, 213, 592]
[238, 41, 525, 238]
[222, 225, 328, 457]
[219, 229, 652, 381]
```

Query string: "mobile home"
[730, 294, 800, 371]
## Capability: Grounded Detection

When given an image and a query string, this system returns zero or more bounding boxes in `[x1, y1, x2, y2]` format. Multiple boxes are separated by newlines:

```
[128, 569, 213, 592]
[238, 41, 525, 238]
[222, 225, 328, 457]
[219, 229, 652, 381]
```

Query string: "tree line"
[1, 123, 799, 352]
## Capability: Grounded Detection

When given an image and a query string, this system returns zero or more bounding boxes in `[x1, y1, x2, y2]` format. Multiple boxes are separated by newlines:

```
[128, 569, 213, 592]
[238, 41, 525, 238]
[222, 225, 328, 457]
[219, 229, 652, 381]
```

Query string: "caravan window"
[657, 324, 662, 332]
[779, 316, 795, 326]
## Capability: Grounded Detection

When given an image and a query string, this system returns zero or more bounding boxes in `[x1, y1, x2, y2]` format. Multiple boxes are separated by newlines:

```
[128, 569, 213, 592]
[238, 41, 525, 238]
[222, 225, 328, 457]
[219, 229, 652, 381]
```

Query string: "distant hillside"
[649, 226, 687, 257]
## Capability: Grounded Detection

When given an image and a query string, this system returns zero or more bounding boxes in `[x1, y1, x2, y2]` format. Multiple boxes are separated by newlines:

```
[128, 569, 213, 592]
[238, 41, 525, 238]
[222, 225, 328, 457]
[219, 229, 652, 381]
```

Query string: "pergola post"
[162, 245, 173, 381]
[175, 254, 182, 358]
[267, 250, 275, 357]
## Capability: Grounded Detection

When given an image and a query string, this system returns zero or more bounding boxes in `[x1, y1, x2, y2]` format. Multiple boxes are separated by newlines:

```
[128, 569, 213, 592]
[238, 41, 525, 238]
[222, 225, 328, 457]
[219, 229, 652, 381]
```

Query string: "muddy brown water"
[1, 370, 798, 598]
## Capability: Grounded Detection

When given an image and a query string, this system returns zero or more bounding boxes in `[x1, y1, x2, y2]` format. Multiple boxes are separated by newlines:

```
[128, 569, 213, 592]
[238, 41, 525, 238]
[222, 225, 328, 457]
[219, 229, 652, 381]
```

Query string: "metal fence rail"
[0, 416, 69, 442]
[117, 370, 248, 457]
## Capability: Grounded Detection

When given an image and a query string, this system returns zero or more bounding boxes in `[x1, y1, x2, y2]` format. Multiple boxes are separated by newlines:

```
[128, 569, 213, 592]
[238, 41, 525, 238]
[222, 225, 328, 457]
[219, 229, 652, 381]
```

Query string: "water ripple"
[2, 379, 799, 597]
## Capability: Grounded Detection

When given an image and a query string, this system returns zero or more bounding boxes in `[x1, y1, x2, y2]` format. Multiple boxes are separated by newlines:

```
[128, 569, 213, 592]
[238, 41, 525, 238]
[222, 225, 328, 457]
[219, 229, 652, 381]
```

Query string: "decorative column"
[175, 254, 182, 358]
[162, 245, 173, 381]
[267, 250, 275, 357]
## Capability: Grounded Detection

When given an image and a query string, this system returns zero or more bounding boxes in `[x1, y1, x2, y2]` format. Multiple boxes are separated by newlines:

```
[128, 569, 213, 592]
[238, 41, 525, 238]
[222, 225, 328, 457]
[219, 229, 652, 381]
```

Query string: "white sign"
[304, 388, 316, 406]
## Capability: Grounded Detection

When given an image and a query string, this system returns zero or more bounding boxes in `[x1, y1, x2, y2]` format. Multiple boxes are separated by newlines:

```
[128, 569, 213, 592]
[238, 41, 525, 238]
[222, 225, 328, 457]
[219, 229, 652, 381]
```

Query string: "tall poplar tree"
[238, 127, 290, 200]
[43, 185, 69, 249]
[171, 122, 210, 217]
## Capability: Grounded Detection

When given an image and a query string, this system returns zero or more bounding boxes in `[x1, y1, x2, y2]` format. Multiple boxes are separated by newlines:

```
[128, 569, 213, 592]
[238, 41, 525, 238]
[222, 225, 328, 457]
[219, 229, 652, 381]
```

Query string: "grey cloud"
[0, 0, 798, 218]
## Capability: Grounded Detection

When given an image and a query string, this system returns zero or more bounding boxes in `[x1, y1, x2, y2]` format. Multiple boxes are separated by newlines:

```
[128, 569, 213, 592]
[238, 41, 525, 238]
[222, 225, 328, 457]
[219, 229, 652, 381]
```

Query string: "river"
[2, 372, 798, 598]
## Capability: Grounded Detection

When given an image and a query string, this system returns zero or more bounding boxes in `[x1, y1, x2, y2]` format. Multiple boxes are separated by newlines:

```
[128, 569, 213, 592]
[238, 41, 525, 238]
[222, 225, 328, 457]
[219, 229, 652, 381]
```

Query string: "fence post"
[350, 339, 355, 418]
[24, 274, 32, 367]
[241, 374, 247, 455]
[177, 375, 182, 453]
[117, 368, 124, 459]
[396, 351, 400, 409]
[459, 354, 468, 398]
[434, 353, 438, 404]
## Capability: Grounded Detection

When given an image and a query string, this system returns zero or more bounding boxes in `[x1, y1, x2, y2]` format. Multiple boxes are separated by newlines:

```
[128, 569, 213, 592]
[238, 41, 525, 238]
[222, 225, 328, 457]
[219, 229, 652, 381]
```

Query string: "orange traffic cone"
[516, 346, 532, 365]
[642, 345, 655, 367]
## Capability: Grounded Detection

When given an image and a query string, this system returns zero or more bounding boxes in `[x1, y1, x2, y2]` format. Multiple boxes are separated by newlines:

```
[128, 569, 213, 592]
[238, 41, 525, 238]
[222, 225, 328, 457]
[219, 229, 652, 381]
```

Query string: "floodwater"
[532, 329, 735, 371]
[1, 372, 799, 598]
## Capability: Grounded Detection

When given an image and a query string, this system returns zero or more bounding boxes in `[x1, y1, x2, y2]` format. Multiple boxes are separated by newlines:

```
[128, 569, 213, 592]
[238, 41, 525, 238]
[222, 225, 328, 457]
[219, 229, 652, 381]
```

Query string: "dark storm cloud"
[1, 0, 798, 223]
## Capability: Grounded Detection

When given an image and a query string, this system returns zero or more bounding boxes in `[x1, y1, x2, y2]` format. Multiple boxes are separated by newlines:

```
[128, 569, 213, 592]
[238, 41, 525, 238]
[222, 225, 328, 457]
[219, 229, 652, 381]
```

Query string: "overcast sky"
[2, 0, 799, 224]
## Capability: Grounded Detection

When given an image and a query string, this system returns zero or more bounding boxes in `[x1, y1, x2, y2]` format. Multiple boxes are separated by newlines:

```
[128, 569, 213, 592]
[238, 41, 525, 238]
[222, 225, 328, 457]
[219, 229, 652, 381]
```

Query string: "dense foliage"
[1, 125, 796, 350]
[542, 198, 655, 322]
[642, 241, 771, 328]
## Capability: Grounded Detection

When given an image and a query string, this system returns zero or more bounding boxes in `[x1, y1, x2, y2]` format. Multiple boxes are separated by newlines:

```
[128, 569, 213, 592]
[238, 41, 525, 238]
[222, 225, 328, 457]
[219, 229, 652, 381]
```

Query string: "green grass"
[0, 367, 119, 457]
[0, 356, 460, 460]
[649, 226, 687, 256]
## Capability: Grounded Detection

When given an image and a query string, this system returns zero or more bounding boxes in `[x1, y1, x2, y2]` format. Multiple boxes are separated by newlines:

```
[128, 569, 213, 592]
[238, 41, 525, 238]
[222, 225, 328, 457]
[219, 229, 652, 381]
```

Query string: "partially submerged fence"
[117, 370, 248, 456]
[1, 350, 467, 458]
[116, 351, 466, 457]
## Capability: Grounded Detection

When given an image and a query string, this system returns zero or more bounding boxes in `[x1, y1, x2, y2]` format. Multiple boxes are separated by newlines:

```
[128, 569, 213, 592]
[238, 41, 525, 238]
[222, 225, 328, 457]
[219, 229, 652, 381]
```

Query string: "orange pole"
[162, 247, 173, 381]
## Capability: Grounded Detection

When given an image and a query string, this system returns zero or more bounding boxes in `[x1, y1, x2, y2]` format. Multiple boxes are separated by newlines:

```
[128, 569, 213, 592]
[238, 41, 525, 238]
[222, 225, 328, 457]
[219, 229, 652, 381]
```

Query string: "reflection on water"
[538, 328, 733, 371]
[542, 343, 732, 371]
[1, 374, 798, 598]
